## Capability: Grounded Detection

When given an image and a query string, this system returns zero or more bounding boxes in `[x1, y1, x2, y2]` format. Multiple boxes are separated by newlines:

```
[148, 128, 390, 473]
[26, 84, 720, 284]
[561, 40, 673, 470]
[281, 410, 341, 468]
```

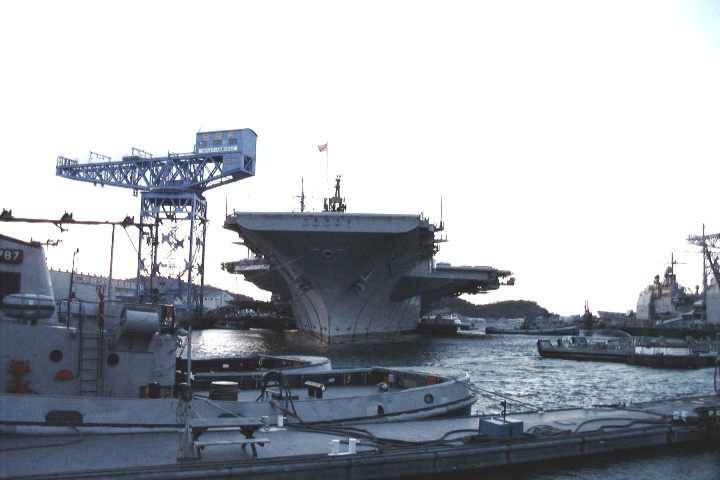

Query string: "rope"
[122, 225, 140, 256]
[193, 395, 243, 418]
[0, 437, 86, 452]
[252, 371, 303, 422]
[601, 405, 667, 418]
[464, 383, 545, 412]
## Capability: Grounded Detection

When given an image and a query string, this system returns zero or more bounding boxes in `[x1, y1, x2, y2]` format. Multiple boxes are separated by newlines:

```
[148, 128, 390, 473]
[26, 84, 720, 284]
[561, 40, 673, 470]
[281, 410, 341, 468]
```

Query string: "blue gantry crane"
[56, 129, 257, 310]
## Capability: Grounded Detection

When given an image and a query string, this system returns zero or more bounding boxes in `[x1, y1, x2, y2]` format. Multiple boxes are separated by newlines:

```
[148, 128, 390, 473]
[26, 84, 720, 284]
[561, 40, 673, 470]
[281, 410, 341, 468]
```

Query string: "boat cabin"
[0, 234, 177, 398]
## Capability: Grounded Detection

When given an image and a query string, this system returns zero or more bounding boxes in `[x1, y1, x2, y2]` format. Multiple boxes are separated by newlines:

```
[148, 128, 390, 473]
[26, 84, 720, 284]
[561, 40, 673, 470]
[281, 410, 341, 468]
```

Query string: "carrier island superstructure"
[224, 178, 512, 343]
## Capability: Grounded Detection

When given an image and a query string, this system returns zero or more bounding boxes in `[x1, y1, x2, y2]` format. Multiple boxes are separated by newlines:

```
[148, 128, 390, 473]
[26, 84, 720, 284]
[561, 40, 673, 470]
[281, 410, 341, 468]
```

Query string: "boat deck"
[3, 395, 718, 479]
[196, 384, 404, 402]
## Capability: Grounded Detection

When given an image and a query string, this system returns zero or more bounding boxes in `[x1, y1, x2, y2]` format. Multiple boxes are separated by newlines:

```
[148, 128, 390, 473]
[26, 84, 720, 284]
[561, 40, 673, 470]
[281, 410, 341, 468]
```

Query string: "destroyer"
[224, 177, 512, 343]
[595, 251, 720, 337]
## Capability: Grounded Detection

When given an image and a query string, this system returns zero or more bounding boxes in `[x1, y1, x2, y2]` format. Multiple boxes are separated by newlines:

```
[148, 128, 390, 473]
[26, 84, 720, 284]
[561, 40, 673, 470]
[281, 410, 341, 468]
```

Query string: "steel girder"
[56, 152, 253, 192]
[137, 191, 208, 308]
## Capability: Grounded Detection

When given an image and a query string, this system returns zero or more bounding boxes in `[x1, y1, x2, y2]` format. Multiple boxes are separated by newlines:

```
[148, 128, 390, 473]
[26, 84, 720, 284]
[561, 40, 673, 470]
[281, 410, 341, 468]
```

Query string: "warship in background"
[634, 255, 705, 325]
[224, 177, 512, 343]
[596, 248, 720, 337]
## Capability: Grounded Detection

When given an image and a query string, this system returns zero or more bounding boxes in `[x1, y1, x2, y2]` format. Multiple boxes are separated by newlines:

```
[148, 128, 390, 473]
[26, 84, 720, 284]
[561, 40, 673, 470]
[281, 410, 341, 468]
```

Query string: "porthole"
[424, 393, 434, 404]
[49, 350, 63, 363]
[107, 353, 119, 367]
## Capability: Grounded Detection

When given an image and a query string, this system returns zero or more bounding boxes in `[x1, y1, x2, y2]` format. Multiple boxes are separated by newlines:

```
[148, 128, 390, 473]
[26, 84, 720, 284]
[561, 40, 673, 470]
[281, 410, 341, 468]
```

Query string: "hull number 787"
[0, 248, 23, 264]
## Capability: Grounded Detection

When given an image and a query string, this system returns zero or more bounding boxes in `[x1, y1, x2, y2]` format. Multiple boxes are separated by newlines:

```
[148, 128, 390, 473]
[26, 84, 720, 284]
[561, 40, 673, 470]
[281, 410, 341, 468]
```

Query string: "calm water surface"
[190, 328, 719, 479]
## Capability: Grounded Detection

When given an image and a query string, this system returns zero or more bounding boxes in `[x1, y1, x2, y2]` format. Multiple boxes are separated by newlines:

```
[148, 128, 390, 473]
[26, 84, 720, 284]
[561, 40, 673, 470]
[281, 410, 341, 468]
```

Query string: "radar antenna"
[296, 177, 306, 212]
[323, 175, 347, 213]
[438, 196, 445, 231]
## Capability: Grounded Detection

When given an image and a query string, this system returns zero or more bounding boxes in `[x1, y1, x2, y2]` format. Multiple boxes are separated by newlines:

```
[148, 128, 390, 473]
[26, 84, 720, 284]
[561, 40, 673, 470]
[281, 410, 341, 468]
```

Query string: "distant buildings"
[49, 269, 236, 311]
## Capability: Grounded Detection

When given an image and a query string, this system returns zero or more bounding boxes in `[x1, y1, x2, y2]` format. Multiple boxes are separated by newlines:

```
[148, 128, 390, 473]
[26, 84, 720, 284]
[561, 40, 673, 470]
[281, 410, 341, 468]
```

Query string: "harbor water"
[191, 327, 720, 479]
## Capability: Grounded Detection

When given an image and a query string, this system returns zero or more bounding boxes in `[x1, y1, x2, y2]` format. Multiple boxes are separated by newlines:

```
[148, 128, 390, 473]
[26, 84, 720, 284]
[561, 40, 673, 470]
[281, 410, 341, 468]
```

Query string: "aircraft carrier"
[224, 177, 512, 343]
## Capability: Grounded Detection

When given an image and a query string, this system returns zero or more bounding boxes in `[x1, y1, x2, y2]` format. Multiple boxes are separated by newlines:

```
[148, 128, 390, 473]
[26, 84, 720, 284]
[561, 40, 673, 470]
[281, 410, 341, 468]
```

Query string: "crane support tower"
[56, 129, 257, 313]
[689, 228, 720, 310]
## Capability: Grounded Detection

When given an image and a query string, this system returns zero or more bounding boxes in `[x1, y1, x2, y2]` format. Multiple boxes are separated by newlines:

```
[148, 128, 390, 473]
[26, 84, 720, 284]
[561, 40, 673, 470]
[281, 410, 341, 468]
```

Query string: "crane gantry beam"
[688, 232, 720, 247]
[55, 129, 256, 192]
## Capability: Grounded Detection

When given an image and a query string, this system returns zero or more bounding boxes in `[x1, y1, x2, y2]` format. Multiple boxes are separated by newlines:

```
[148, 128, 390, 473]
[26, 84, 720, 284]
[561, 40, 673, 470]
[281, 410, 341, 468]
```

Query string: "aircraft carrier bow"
[224, 179, 512, 343]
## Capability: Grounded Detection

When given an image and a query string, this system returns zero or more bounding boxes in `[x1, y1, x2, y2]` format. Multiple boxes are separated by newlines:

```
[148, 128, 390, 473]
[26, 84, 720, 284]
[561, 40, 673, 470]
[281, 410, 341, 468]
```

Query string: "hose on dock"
[285, 422, 479, 449]
[193, 394, 479, 450]
[248, 370, 304, 423]
[524, 424, 571, 436]
[573, 417, 669, 433]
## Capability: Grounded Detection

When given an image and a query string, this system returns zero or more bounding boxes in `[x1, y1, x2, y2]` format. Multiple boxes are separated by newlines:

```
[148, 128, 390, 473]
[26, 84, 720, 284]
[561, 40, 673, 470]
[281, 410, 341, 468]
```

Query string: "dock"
[2, 394, 718, 479]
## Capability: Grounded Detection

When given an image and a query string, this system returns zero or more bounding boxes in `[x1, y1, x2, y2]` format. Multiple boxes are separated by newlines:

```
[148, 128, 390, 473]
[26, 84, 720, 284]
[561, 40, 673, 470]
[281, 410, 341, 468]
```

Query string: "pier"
[3, 394, 718, 479]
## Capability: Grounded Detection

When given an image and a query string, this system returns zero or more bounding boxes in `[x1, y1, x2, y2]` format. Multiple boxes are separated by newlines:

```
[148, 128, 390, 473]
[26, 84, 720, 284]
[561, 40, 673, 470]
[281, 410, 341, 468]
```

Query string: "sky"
[1, 0, 719, 315]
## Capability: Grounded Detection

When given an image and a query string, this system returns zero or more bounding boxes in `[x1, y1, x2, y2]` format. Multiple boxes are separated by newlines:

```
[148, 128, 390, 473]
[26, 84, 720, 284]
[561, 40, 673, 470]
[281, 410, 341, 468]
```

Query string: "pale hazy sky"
[1, 1, 719, 315]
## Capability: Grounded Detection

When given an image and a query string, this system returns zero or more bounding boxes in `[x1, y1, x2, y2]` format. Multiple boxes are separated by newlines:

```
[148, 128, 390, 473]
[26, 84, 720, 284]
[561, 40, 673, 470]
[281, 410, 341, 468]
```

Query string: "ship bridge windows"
[0, 271, 20, 301]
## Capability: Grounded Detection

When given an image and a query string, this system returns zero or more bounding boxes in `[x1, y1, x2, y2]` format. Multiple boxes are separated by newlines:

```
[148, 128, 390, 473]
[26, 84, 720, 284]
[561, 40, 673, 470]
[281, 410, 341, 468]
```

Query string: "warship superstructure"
[224, 177, 511, 343]
[635, 258, 704, 324]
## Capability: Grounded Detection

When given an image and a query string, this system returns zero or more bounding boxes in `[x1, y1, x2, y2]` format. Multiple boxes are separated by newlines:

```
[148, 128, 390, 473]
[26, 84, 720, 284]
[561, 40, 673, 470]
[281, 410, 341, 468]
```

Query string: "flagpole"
[325, 140, 329, 190]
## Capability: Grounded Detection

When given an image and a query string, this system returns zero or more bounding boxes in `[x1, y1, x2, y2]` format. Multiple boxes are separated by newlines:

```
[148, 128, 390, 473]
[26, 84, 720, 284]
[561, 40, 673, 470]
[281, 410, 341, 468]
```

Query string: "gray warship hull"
[0, 232, 478, 432]
[225, 212, 508, 343]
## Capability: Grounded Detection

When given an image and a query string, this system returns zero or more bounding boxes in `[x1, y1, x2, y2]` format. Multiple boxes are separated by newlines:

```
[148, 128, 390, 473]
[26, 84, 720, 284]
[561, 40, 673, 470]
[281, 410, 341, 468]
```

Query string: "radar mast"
[323, 175, 347, 212]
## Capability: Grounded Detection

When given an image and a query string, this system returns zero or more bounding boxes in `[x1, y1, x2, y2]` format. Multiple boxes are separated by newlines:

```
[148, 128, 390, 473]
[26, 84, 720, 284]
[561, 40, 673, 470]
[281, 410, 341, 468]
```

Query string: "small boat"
[537, 335, 719, 369]
[486, 325, 579, 335]
[486, 313, 578, 335]
[418, 312, 462, 335]
[0, 233, 476, 433]
[458, 317, 485, 331]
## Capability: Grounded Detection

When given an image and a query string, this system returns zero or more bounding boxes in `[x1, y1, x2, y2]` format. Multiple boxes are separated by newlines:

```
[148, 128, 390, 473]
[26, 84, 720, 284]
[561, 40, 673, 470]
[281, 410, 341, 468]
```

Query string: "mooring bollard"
[329, 437, 358, 456]
[330, 439, 341, 455]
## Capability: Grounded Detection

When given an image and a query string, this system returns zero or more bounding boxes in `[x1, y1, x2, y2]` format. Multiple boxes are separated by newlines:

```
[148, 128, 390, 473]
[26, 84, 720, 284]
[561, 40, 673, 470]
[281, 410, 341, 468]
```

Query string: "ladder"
[77, 306, 104, 396]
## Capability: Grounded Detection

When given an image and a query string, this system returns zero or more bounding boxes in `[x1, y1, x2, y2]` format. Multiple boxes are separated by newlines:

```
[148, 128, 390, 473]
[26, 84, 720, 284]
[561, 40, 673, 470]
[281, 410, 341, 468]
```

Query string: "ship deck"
[195, 384, 404, 402]
[225, 211, 429, 234]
